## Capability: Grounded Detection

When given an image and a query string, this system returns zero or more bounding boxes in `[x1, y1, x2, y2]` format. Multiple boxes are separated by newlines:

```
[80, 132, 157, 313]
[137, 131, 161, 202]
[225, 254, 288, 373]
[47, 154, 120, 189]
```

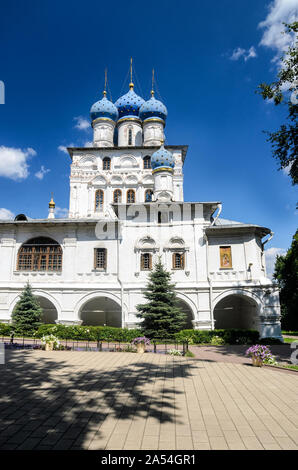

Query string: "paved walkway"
[189, 344, 295, 365]
[0, 350, 297, 450]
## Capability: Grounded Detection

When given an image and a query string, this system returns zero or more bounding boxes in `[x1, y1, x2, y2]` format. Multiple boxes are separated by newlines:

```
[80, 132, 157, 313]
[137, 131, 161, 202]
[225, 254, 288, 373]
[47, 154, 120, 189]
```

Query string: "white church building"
[0, 73, 282, 339]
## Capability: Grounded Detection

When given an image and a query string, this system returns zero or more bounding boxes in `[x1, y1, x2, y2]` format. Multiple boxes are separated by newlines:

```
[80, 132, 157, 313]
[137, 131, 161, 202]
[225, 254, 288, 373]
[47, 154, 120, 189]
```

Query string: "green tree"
[11, 283, 42, 336]
[257, 22, 298, 186]
[273, 230, 298, 330]
[136, 259, 187, 339]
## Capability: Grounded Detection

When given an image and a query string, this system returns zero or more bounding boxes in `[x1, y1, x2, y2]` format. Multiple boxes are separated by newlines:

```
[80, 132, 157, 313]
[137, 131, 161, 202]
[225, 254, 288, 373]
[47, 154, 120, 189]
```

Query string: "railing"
[1, 336, 189, 355]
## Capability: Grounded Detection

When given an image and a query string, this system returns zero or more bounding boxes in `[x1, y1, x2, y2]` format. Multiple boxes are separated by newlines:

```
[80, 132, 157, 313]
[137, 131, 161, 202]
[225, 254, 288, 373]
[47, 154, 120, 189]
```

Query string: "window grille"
[94, 248, 107, 269]
[17, 237, 62, 272]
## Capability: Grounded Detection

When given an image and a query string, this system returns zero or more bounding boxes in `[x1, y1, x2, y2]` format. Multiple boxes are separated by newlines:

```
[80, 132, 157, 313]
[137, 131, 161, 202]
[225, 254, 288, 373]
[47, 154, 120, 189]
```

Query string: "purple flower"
[245, 344, 274, 362]
[131, 336, 151, 346]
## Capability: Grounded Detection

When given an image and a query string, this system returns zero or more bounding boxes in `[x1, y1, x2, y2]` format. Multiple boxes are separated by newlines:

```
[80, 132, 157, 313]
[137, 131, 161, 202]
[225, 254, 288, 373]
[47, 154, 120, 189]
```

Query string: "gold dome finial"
[160, 138, 165, 146]
[49, 193, 55, 209]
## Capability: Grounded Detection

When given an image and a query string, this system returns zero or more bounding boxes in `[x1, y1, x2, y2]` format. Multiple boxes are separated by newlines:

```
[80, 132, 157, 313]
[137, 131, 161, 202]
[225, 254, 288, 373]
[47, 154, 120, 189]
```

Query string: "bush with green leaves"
[35, 324, 142, 342]
[0, 323, 12, 337]
[210, 335, 225, 346]
[259, 337, 284, 345]
[175, 329, 259, 345]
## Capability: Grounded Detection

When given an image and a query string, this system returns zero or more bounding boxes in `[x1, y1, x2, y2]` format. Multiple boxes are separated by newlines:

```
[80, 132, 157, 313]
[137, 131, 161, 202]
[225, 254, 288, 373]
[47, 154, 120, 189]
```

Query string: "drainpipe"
[117, 221, 124, 328]
[261, 231, 274, 278]
[211, 203, 222, 226]
[204, 232, 214, 330]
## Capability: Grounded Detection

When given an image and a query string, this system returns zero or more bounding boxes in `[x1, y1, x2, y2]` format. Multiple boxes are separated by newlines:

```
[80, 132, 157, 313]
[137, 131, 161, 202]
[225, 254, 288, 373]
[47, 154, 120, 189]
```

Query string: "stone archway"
[79, 296, 122, 327]
[36, 296, 58, 324]
[213, 293, 260, 330]
[176, 298, 195, 329]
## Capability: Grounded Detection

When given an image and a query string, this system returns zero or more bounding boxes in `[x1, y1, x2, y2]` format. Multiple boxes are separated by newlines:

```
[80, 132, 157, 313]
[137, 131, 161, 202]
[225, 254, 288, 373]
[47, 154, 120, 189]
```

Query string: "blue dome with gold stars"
[151, 143, 174, 171]
[115, 84, 145, 120]
[139, 92, 167, 122]
[90, 92, 118, 122]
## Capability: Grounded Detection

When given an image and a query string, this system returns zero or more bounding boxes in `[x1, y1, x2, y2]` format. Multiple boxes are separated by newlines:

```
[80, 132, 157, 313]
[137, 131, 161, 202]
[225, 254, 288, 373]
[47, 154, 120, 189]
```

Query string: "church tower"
[68, 63, 185, 218]
[90, 74, 118, 147]
[114, 60, 145, 147]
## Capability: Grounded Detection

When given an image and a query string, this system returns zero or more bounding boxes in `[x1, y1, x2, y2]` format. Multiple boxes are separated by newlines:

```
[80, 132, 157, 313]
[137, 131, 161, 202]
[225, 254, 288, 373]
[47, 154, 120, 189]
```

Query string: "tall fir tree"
[11, 283, 42, 336]
[136, 259, 187, 339]
[273, 230, 298, 330]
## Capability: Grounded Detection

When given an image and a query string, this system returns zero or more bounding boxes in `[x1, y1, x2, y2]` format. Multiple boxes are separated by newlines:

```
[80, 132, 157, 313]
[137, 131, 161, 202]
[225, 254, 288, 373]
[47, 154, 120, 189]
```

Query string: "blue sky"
[0, 0, 297, 274]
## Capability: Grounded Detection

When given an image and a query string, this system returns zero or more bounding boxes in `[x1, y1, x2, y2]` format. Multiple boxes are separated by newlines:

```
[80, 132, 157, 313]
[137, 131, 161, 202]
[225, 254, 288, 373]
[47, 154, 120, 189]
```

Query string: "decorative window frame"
[163, 239, 189, 272]
[134, 237, 159, 275]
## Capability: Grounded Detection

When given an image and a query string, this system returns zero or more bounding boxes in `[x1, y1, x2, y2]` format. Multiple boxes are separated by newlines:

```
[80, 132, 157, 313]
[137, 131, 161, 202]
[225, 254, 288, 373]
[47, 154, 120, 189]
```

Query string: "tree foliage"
[273, 230, 298, 330]
[257, 22, 298, 186]
[136, 259, 187, 339]
[11, 283, 42, 335]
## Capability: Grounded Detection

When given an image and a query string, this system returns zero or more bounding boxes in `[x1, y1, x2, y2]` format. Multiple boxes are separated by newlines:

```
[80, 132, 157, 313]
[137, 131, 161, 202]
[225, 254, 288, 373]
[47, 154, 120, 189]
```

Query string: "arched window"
[128, 128, 132, 146]
[127, 189, 135, 203]
[145, 189, 153, 202]
[17, 237, 62, 272]
[141, 253, 152, 271]
[143, 156, 151, 169]
[95, 189, 104, 211]
[172, 252, 185, 270]
[103, 157, 111, 170]
[113, 189, 122, 203]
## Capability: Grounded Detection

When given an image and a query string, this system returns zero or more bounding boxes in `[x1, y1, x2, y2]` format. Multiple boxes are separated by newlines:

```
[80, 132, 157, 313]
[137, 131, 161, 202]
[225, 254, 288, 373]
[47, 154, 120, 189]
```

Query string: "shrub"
[210, 335, 225, 345]
[35, 324, 142, 342]
[185, 350, 195, 358]
[175, 329, 259, 345]
[259, 337, 284, 345]
[0, 323, 12, 337]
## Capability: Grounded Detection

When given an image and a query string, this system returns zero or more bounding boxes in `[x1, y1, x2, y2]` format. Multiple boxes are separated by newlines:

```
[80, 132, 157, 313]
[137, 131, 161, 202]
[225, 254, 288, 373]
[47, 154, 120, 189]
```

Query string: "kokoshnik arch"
[0, 66, 282, 340]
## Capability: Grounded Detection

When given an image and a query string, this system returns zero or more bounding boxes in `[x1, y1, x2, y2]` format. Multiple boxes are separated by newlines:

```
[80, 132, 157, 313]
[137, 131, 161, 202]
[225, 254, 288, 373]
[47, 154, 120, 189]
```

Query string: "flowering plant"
[41, 334, 60, 348]
[131, 336, 151, 346]
[245, 344, 275, 363]
[168, 349, 182, 356]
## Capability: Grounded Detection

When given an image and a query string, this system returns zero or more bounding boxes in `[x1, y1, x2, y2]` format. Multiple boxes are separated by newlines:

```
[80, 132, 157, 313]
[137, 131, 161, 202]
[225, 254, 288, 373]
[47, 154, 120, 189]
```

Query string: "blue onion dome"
[114, 83, 145, 120]
[151, 141, 174, 172]
[90, 91, 118, 123]
[139, 90, 168, 123]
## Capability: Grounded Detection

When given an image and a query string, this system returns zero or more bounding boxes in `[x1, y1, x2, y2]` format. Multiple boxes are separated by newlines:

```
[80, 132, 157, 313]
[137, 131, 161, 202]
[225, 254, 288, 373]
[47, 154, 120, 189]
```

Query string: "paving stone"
[1, 350, 297, 451]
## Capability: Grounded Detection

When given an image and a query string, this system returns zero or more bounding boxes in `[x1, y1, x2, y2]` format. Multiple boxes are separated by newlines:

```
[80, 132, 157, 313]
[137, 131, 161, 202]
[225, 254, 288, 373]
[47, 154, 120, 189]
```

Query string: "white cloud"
[35, 165, 50, 180]
[58, 144, 74, 154]
[0, 146, 36, 180]
[74, 116, 90, 131]
[259, 0, 298, 59]
[265, 246, 287, 278]
[55, 206, 69, 218]
[230, 46, 257, 61]
[0, 208, 14, 219]
[84, 141, 93, 147]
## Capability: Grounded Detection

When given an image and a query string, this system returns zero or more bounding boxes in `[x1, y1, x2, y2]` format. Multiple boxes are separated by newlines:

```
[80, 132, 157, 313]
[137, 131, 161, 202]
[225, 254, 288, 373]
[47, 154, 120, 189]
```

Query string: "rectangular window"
[220, 246, 232, 269]
[94, 248, 107, 270]
[172, 252, 185, 270]
[141, 253, 152, 271]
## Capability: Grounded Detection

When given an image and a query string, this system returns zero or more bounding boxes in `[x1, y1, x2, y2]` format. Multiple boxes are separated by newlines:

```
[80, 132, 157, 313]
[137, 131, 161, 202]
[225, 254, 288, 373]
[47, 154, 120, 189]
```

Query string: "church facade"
[0, 76, 282, 339]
